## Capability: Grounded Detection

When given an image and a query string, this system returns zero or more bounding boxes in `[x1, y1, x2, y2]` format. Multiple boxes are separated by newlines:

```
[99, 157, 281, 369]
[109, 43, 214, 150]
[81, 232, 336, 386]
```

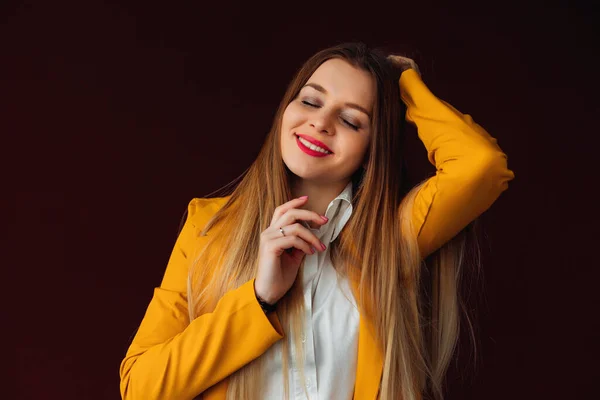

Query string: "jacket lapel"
[350, 272, 384, 400]
[354, 314, 383, 399]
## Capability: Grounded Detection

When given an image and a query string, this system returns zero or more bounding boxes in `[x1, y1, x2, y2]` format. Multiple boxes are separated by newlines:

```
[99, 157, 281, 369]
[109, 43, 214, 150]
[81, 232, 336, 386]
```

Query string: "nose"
[309, 109, 334, 135]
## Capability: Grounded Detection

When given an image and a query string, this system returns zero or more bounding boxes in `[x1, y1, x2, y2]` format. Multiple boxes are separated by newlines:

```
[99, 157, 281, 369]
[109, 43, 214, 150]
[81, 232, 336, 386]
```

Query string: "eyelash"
[301, 100, 360, 131]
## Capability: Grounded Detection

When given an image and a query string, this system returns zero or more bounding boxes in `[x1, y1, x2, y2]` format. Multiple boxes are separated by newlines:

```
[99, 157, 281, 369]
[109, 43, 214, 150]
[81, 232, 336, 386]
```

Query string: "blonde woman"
[119, 42, 514, 400]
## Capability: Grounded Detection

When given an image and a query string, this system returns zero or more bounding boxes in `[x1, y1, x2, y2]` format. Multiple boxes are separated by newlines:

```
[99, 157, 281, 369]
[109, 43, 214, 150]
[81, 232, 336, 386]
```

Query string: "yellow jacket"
[119, 69, 515, 400]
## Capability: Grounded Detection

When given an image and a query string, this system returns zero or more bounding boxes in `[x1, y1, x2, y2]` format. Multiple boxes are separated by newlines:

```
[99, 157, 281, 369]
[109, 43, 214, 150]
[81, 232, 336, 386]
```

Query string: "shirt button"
[306, 378, 311, 387]
[301, 334, 306, 343]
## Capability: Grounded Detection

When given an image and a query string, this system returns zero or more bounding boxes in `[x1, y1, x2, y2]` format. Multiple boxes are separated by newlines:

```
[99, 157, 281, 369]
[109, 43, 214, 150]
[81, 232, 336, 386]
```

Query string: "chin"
[283, 160, 318, 179]
[286, 164, 317, 179]
[282, 143, 339, 181]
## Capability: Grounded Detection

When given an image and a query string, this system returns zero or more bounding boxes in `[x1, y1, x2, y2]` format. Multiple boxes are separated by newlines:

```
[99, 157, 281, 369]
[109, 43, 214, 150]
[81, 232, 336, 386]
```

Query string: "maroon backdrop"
[4, 0, 598, 398]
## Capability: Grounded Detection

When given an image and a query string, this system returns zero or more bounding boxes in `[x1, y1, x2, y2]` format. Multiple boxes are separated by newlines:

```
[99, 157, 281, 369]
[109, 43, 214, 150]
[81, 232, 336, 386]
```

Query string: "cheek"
[281, 106, 297, 151]
[342, 136, 370, 167]
[344, 136, 370, 156]
[281, 104, 305, 131]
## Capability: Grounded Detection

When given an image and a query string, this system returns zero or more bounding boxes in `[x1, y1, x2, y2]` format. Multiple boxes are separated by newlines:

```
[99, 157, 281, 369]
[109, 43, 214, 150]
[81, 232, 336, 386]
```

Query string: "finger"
[270, 196, 309, 227]
[268, 222, 325, 253]
[274, 209, 328, 231]
[268, 235, 314, 257]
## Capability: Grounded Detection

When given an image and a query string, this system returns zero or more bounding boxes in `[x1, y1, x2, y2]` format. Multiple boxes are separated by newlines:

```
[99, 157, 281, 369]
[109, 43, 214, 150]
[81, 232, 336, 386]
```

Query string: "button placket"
[296, 250, 317, 399]
[304, 289, 318, 397]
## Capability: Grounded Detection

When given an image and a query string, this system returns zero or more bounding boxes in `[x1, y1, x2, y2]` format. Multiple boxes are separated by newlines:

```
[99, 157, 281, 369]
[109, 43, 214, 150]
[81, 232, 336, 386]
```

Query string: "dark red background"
[4, 0, 598, 398]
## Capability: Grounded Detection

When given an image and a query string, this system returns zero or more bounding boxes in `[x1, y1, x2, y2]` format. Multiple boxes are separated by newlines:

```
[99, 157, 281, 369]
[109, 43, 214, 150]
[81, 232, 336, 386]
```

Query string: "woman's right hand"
[254, 196, 329, 305]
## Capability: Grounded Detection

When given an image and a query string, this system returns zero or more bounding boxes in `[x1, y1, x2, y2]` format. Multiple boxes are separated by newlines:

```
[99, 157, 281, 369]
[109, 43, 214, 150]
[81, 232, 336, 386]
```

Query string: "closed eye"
[301, 99, 360, 130]
[302, 100, 319, 108]
[342, 119, 359, 130]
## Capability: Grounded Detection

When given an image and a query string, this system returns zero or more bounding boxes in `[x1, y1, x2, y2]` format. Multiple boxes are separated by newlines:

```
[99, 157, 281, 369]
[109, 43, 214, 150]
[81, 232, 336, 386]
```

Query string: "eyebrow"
[302, 83, 372, 119]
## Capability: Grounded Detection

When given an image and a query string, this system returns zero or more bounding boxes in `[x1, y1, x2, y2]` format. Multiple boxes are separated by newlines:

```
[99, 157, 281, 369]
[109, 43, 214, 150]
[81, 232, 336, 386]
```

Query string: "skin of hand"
[254, 196, 329, 305]
[387, 55, 420, 76]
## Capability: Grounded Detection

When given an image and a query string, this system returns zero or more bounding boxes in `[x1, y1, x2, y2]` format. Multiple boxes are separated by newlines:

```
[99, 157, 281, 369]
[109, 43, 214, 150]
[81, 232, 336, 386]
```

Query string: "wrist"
[401, 66, 420, 78]
[254, 281, 277, 314]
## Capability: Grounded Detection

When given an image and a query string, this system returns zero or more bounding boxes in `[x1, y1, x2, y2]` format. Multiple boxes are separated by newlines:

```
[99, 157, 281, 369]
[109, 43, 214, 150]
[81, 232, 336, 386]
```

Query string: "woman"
[119, 43, 514, 400]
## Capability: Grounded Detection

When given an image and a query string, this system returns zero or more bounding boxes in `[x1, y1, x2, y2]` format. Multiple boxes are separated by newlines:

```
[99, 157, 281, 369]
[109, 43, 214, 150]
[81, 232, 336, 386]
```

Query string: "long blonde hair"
[187, 43, 478, 400]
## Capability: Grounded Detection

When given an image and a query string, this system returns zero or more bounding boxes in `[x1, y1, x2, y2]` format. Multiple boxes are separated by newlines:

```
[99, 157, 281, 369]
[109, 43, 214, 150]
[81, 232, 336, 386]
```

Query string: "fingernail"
[320, 242, 326, 251]
[299, 195, 308, 200]
[321, 215, 329, 222]
[310, 246, 316, 254]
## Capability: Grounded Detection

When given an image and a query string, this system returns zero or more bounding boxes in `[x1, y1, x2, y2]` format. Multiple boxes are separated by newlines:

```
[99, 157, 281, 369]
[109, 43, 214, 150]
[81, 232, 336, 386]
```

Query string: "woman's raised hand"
[254, 196, 329, 305]
[387, 55, 420, 76]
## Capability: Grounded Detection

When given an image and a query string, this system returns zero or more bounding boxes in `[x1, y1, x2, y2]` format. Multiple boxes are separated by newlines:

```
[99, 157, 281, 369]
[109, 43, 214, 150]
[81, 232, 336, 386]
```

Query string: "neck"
[291, 178, 349, 228]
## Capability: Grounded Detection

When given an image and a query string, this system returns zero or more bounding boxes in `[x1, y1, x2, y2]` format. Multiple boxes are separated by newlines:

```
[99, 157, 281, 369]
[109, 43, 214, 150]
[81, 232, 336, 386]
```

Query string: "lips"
[295, 133, 333, 153]
[295, 135, 332, 158]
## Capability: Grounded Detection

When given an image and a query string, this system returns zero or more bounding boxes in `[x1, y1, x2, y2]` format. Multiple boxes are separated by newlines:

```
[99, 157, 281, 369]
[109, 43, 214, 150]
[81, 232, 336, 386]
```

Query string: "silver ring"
[279, 227, 285, 237]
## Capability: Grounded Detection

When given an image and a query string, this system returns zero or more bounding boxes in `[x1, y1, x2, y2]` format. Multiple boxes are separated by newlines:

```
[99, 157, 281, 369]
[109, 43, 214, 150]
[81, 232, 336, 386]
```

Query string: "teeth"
[298, 136, 331, 154]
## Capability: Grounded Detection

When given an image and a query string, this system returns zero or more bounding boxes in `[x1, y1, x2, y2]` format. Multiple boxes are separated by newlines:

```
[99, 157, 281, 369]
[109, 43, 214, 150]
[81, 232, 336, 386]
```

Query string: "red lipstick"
[296, 134, 333, 153]
[295, 134, 333, 158]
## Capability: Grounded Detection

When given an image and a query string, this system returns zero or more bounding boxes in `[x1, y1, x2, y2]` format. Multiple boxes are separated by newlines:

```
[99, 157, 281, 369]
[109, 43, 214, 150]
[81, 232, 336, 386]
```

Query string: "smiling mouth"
[295, 134, 333, 154]
[295, 134, 333, 157]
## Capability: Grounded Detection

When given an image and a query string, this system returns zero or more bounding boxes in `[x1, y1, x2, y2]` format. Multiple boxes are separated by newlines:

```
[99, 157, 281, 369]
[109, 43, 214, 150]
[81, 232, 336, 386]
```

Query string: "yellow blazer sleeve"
[400, 69, 515, 258]
[119, 198, 284, 400]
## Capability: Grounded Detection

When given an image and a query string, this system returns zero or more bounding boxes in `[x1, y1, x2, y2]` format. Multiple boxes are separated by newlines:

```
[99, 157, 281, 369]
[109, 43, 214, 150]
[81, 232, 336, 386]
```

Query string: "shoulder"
[186, 196, 231, 230]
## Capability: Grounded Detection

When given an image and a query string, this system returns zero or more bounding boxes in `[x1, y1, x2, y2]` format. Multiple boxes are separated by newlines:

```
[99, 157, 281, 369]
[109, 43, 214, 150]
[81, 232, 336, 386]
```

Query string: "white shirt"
[261, 182, 359, 400]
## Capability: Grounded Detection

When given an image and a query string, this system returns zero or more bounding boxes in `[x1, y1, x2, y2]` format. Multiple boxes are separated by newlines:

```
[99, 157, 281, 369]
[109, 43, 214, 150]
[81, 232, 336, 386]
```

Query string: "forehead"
[306, 58, 375, 110]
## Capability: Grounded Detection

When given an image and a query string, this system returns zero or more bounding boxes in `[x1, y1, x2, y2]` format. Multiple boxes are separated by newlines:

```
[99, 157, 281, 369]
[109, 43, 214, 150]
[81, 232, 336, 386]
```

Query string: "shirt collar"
[303, 181, 354, 243]
[328, 180, 353, 242]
